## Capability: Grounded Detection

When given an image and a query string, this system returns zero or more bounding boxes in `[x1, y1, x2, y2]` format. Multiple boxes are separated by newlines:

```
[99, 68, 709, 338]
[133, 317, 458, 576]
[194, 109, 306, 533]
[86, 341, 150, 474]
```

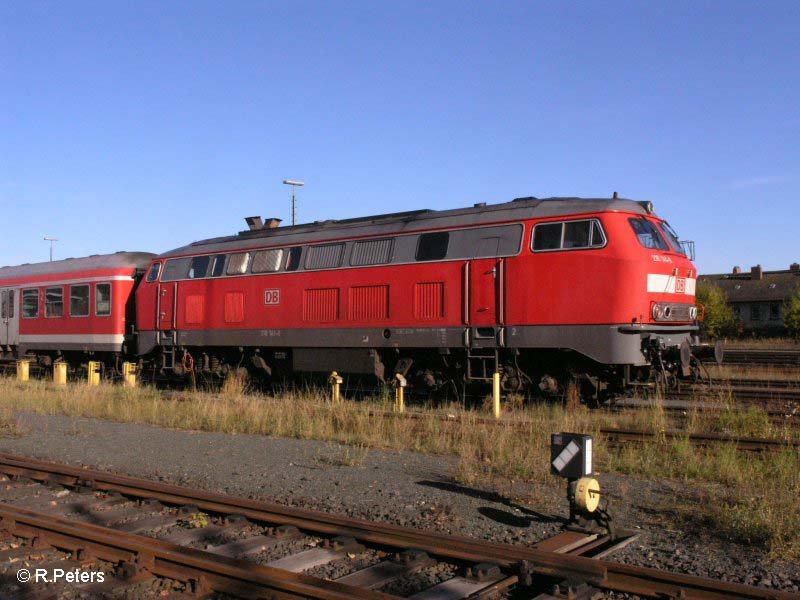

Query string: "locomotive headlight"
[689, 306, 698, 320]
[651, 303, 663, 321]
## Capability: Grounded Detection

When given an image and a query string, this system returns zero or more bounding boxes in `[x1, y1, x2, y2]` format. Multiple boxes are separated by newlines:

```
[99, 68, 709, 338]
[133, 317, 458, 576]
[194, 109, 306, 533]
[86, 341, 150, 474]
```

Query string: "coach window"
[210, 255, 226, 277]
[252, 248, 284, 273]
[45, 287, 64, 318]
[96, 283, 112, 317]
[188, 255, 211, 279]
[285, 247, 303, 271]
[22, 289, 38, 318]
[532, 223, 562, 251]
[69, 284, 90, 317]
[226, 252, 250, 275]
[416, 232, 449, 261]
[146, 262, 161, 283]
[0, 291, 7, 319]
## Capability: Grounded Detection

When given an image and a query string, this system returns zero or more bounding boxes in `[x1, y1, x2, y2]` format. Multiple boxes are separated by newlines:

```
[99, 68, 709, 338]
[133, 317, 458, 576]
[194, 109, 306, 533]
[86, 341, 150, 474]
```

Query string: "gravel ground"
[0, 411, 798, 596]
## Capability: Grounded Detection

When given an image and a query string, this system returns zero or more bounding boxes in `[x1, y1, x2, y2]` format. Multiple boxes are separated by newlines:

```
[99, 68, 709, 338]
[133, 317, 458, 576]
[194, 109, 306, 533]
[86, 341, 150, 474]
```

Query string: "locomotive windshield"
[628, 218, 670, 251]
[657, 221, 687, 255]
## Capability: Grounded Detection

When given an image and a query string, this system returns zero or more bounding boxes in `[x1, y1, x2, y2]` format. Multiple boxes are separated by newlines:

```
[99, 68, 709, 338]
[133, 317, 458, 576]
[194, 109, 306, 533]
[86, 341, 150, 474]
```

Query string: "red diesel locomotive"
[1, 196, 700, 398]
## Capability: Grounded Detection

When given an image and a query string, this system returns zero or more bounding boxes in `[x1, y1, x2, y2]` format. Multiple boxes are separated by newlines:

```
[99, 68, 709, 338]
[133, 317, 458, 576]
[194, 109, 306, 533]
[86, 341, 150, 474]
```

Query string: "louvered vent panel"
[414, 282, 444, 320]
[184, 295, 205, 325]
[224, 292, 245, 323]
[351, 239, 393, 266]
[305, 244, 344, 270]
[303, 288, 339, 322]
[349, 285, 389, 321]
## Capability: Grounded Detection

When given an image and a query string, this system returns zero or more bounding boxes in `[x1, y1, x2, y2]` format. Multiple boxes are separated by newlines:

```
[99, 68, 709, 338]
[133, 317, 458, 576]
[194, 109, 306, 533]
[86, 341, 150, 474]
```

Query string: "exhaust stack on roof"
[245, 216, 264, 231]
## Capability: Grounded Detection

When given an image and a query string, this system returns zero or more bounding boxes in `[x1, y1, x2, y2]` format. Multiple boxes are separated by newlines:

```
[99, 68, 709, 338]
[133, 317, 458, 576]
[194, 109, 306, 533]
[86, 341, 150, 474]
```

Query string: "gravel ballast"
[0, 411, 797, 595]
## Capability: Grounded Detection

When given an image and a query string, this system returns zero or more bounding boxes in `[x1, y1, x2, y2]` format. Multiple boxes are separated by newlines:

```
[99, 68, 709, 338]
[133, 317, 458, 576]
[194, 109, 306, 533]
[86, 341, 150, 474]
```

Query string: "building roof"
[0, 252, 156, 280]
[700, 264, 800, 303]
[160, 196, 651, 258]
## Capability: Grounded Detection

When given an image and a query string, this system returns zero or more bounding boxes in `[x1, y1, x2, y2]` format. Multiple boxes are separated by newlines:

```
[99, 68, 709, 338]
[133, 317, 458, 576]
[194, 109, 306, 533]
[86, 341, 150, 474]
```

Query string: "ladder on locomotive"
[466, 348, 499, 382]
[161, 330, 176, 370]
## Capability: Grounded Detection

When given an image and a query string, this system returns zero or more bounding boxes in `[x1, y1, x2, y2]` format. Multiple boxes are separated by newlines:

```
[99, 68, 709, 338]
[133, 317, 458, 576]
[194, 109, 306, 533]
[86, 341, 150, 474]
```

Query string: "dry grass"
[0, 377, 797, 558]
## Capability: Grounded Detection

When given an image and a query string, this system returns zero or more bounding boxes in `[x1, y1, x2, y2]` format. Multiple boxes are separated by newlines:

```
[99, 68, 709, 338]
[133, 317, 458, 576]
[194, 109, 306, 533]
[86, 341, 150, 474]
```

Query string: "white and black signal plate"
[551, 433, 593, 479]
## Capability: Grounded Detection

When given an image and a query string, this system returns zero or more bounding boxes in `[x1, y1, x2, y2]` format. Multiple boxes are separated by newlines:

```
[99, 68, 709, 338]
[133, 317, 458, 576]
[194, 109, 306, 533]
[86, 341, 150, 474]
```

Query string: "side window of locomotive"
[351, 238, 393, 266]
[161, 258, 190, 282]
[532, 223, 562, 251]
[0, 291, 6, 319]
[146, 262, 161, 283]
[563, 221, 591, 248]
[629, 218, 669, 251]
[45, 287, 64, 318]
[285, 247, 303, 271]
[210, 255, 226, 277]
[252, 248, 284, 273]
[188, 255, 211, 279]
[305, 243, 345, 270]
[590, 220, 606, 246]
[96, 283, 112, 316]
[69, 284, 90, 317]
[22, 289, 39, 318]
[226, 252, 251, 275]
[416, 232, 450, 261]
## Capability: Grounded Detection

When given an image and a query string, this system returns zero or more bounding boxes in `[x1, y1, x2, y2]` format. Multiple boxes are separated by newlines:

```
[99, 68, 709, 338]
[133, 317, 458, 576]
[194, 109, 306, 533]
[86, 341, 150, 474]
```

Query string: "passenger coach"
[136, 196, 700, 398]
[0, 253, 155, 368]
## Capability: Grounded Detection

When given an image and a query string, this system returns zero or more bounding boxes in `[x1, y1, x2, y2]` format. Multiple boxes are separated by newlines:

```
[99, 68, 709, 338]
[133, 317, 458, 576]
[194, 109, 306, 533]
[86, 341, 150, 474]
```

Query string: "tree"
[695, 280, 737, 339]
[784, 286, 800, 339]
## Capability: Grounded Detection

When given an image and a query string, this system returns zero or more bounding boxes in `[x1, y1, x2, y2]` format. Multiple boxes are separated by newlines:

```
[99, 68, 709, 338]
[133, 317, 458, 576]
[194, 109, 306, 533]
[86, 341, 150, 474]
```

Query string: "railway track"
[0, 453, 793, 599]
[709, 348, 800, 367]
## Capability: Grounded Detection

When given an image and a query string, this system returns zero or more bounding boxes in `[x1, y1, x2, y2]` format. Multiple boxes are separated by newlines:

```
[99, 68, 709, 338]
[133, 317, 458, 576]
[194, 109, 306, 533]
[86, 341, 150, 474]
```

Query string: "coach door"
[0, 288, 19, 348]
[157, 282, 177, 330]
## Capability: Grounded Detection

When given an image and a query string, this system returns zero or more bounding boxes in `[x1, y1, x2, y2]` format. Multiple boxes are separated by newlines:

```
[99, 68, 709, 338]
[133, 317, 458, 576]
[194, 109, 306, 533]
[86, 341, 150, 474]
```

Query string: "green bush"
[784, 287, 800, 339]
[696, 281, 737, 339]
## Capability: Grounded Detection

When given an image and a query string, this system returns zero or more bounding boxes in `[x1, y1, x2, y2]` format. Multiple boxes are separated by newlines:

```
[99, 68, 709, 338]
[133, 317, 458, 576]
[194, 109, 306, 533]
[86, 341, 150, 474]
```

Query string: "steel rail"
[0, 503, 394, 600]
[0, 453, 793, 599]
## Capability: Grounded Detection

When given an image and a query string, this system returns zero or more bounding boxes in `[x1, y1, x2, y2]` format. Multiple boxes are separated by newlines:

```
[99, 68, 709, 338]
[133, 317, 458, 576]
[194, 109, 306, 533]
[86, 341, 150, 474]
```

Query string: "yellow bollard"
[87, 361, 101, 386]
[394, 373, 407, 413]
[122, 362, 137, 388]
[492, 371, 501, 419]
[16, 359, 31, 382]
[53, 362, 67, 386]
[328, 371, 343, 404]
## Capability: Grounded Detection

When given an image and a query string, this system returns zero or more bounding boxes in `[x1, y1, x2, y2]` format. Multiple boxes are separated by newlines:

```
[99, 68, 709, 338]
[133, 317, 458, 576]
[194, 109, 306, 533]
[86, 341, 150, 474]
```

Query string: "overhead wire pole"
[282, 179, 305, 226]
[43, 236, 58, 262]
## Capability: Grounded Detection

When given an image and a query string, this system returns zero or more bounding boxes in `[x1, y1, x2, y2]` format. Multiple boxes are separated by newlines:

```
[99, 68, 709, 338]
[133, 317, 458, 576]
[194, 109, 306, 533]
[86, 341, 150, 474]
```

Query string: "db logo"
[675, 277, 686, 294]
[264, 289, 281, 305]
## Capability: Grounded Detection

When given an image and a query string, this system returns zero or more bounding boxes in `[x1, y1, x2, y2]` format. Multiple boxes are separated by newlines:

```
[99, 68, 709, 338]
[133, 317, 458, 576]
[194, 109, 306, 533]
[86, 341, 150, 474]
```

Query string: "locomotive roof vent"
[474, 202, 486, 207]
[245, 216, 263, 231]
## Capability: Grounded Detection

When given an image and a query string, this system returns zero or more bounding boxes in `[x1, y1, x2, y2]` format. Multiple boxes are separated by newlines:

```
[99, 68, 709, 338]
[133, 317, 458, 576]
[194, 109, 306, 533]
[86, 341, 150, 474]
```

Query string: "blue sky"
[1, 1, 798, 273]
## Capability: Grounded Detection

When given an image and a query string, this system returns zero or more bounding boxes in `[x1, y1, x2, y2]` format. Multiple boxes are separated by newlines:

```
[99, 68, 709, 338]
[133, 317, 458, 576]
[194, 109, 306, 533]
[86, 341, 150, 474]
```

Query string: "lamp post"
[282, 179, 305, 226]
[44, 236, 58, 262]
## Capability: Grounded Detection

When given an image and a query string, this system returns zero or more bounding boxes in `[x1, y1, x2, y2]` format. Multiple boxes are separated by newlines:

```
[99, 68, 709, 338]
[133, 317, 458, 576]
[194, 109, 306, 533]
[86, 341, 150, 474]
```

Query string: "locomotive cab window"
[416, 232, 449, 261]
[22, 289, 38, 318]
[146, 262, 161, 283]
[96, 283, 112, 316]
[629, 218, 669, 251]
[532, 219, 606, 252]
[45, 287, 63, 318]
[657, 221, 687, 255]
[69, 284, 90, 317]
